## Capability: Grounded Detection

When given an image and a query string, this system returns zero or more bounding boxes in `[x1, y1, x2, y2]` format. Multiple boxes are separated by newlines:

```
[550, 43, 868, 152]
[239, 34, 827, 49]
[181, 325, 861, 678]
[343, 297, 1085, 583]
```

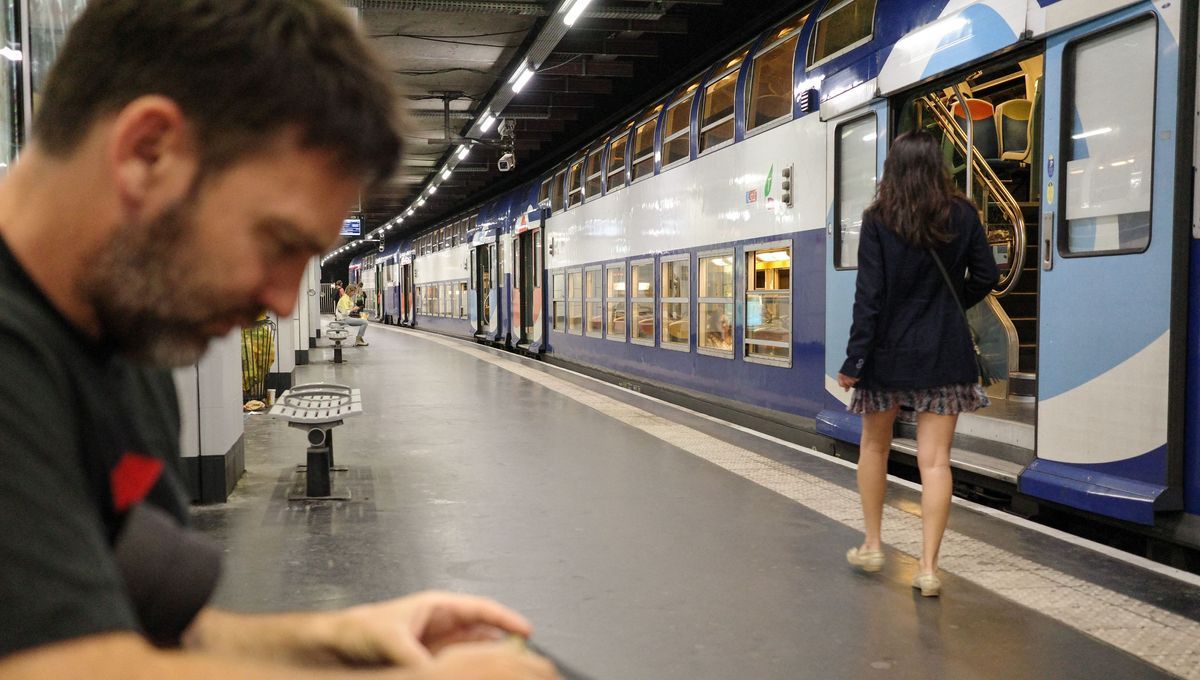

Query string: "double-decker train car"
[353, 0, 1200, 554]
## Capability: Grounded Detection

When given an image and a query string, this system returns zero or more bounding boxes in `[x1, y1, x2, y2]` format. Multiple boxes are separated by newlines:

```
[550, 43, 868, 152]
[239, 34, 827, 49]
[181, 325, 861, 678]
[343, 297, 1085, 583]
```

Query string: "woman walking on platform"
[837, 131, 999, 597]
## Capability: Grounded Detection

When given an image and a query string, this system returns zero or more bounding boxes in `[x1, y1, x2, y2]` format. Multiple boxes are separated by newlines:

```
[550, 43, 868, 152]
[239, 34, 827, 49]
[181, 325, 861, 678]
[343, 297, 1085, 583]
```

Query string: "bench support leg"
[306, 445, 332, 497]
[333, 343, 343, 363]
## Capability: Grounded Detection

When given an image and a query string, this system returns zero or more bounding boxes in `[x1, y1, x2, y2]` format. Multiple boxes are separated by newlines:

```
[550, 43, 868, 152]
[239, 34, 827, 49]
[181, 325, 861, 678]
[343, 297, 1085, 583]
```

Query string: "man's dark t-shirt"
[0, 237, 217, 657]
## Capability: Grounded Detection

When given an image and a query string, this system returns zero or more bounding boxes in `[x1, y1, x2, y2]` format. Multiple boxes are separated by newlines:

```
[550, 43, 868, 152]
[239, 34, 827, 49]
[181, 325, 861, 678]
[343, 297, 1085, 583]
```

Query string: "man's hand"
[412, 642, 559, 680]
[836, 373, 859, 391]
[326, 591, 535, 667]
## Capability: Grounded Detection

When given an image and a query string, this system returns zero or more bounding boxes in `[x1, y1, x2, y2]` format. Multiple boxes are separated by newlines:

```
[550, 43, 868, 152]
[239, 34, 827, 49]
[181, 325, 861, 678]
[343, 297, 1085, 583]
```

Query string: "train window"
[1062, 19, 1155, 256]
[552, 169, 566, 211]
[698, 252, 734, 357]
[568, 269, 584, 334]
[745, 245, 792, 364]
[552, 271, 566, 332]
[808, 0, 876, 69]
[630, 259, 655, 345]
[632, 106, 661, 181]
[428, 284, 440, 317]
[585, 267, 603, 337]
[605, 263, 627, 342]
[700, 52, 747, 152]
[539, 178, 551, 207]
[567, 159, 584, 208]
[663, 84, 698, 167]
[748, 17, 805, 132]
[607, 130, 630, 192]
[835, 115, 877, 269]
[660, 257, 691, 351]
[585, 148, 604, 201]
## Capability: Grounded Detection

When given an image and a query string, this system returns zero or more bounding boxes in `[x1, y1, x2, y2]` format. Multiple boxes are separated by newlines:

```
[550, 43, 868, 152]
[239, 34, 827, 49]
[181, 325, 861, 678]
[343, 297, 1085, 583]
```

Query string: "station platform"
[195, 322, 1200, 679]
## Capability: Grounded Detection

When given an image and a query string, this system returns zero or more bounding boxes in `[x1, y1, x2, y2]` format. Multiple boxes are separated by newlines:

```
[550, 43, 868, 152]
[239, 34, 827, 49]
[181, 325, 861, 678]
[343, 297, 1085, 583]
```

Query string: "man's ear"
[109, 96, 199, 218]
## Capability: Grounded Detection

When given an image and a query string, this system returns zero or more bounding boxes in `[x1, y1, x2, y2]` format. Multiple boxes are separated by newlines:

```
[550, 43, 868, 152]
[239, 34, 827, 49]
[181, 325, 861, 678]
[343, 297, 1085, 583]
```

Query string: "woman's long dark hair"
[867, 130, 965, 247]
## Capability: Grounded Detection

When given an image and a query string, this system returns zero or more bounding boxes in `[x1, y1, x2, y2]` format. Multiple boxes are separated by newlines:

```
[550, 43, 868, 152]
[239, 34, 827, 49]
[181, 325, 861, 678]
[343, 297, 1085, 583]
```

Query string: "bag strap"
[928, 249, 974, 335]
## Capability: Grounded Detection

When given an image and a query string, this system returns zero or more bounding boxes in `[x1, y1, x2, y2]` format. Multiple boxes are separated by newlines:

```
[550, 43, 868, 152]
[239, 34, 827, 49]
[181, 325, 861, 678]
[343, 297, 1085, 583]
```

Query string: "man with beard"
[0, 2, 556, 680]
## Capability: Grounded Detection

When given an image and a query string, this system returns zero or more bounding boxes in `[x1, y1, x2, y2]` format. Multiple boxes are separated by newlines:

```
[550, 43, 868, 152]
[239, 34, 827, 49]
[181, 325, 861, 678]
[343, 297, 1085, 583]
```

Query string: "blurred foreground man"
[0, 2, 555, 678]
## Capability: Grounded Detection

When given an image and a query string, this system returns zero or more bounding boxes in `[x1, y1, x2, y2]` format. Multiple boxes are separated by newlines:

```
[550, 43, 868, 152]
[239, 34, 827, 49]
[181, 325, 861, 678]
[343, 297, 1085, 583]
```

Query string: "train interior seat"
[951, 98, 999, 160]
[996, 99, 1033, 164]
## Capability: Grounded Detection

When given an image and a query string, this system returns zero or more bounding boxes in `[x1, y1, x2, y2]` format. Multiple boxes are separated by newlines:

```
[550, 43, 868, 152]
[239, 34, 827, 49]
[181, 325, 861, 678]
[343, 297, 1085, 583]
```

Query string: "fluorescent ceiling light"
[508, 61, 528, 84]
[418, 198, 427, 206]
[480, 115, 497, 133]
[458, 144, 471, 160]
[563, 0, 594, 26]
[512, 67, 535, 93]
[756, 251, 790, 262]
[428, 184, 438, 194]
[442, 168, 452, 180]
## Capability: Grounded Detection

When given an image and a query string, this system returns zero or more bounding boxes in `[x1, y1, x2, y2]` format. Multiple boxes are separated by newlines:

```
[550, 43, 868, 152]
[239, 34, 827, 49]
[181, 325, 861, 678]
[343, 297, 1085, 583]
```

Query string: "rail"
[921, 93, 1027, 297]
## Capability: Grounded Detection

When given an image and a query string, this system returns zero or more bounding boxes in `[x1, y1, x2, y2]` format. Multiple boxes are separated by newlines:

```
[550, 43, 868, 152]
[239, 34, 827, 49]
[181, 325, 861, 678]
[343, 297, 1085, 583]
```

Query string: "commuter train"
[350, 0, 1200, 553]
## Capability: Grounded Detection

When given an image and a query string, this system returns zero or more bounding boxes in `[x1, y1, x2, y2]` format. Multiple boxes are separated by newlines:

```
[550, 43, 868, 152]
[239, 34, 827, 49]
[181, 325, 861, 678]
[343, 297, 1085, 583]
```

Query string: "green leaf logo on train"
[765, 165, 774, 199]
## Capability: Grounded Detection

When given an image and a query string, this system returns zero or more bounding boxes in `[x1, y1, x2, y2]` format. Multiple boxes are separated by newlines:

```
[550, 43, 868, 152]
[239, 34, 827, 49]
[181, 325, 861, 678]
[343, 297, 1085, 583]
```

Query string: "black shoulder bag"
[929, 250, 996, 387]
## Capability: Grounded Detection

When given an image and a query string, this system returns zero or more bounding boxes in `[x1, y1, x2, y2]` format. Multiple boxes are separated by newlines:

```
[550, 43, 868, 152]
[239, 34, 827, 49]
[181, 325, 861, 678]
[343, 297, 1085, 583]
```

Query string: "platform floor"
[194, 323, 1200, 679]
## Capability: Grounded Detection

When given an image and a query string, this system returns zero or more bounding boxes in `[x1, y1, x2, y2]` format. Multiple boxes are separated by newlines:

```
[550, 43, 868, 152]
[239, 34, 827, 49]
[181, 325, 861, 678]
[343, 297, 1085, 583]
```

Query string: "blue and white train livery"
[351, 0, 1200, 552]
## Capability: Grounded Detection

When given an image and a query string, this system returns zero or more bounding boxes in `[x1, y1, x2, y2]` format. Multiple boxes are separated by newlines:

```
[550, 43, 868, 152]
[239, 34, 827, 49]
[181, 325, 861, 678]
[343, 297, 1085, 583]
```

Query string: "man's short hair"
[34, 0, 402, 185]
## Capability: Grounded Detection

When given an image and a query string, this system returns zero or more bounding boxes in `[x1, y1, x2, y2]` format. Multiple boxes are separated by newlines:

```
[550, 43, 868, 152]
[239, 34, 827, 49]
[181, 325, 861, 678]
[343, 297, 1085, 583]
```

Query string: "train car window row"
[660, 256, 691, 351]
[808, 0, 876, 70]
[605, 263, 627, 341]
[662, 83, 698, 169]
[745, 245, 792, 365]
[1061, 18, 1155, 256]
[607, 127, 631, 192]
[630, 260, 656, 346]
[632, 106, 661, 183]
[698, 251, 735, 357]
[747, 15, 806, 134]
[700, 51, 747, 154]
[585, 267, 603, 338]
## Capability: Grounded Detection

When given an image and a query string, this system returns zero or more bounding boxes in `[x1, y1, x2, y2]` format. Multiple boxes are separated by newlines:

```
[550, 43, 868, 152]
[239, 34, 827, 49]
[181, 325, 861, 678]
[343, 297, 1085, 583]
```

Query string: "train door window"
[607, 129, 631, 192]
[660, 257, 691, 351]
[698, 252, 734, 357]
[585, 148, 604, 201]
[748, 16, 806, 133]
[662, 83, 698, 168]
[552, 271, 566, 332]
[567, 159, 585, 208]
[630, 259, 655, 345]
[700, 51, 747, 153]
[585, 267, 603, 337]
[1062, 19, 1155, 255]
[567, 269, 584, 334]
[605, 263, 627, 341]
[632, 106, 661, 181]
[835, 115, 878, 269]
[745, 245, 792, 364]
[808, 0, 877, 70]
[552, 169, 566, 211]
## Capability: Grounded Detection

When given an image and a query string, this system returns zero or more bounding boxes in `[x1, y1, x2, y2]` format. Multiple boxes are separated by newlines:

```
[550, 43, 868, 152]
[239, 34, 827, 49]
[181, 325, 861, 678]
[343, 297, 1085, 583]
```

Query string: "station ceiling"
[332, 0, 804, 264]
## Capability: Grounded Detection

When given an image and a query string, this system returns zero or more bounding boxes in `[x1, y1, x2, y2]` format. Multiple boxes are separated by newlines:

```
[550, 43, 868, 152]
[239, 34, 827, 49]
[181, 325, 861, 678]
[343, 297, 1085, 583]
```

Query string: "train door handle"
[1041, 211, 1054, 272]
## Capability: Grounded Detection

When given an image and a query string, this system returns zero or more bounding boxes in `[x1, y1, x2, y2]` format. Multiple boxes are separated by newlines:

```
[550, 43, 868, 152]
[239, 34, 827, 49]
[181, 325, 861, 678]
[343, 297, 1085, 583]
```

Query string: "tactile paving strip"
[393, 328, 1200, 679]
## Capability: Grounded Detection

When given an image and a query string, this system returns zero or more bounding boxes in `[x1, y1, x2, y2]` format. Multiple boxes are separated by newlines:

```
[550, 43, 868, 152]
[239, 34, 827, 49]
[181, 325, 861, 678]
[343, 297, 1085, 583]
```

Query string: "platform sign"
[341, 218, 362, 237]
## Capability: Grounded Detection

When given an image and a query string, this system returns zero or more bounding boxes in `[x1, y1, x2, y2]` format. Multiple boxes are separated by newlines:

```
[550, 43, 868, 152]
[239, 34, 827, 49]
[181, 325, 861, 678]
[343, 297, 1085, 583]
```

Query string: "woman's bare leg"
[858, 407, 899, 551]
[915, 412, 958, 573]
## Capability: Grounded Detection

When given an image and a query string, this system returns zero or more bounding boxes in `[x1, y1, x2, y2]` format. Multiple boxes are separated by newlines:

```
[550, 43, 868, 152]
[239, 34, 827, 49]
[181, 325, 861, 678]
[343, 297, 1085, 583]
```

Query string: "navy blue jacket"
[840, 198, 999, 390]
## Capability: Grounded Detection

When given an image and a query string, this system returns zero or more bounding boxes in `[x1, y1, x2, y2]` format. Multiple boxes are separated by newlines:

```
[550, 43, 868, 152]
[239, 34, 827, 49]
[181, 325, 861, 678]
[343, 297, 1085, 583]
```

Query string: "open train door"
[816, 102, 887, 445]
[514, 208, 546, 353]
[400, 258, 414, 326]
[1018, 6, 1190, 524]
[470, 229, 498, 341]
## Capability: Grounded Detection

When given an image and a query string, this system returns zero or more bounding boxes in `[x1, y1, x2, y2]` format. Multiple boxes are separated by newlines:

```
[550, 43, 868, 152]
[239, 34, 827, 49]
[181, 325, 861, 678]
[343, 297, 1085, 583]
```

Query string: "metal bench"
[267, 382, 362, 500]
[327, 321, 349, 363]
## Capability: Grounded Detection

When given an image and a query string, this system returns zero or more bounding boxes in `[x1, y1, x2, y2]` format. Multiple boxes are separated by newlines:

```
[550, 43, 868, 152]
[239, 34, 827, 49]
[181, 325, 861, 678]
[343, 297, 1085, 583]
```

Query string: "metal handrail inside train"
[920, 93, 1027, 298]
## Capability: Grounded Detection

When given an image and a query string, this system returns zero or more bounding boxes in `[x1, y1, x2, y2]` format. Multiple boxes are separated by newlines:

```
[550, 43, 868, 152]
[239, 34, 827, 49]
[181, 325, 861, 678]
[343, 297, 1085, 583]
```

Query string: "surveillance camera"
[378, 242, 385, 253]
[498, 153, 516, 172]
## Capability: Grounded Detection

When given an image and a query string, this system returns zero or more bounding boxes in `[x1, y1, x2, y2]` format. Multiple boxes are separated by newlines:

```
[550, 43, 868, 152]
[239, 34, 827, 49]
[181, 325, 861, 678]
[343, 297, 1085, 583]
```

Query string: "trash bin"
[241, 319, 276, 402]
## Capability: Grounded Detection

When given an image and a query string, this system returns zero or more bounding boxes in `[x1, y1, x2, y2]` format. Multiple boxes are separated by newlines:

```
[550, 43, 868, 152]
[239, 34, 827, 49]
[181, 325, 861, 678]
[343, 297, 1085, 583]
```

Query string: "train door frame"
[471, 238, 497, 340]
[1019, 6, 1193, 525]
[514, 210, 546, 352]
[816, 101, 888, 445]
[401, 261, 414, 326]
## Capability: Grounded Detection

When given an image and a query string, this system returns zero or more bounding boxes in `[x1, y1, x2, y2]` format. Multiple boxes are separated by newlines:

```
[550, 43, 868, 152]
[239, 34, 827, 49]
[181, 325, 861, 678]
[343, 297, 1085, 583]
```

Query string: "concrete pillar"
[174, 330, 245, 504]
[268, 307, 297, 394]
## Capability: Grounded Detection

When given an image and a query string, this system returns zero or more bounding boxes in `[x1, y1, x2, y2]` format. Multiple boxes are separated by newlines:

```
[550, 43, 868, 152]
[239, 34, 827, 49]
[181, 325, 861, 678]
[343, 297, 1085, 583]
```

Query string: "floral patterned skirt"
[849, 383, 990, 416]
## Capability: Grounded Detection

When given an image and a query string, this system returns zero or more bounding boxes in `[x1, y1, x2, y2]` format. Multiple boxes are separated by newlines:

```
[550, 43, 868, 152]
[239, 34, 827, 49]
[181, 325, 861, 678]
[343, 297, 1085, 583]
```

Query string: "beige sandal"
[846, 547, 886, 573]
[912, 572, 942, 597]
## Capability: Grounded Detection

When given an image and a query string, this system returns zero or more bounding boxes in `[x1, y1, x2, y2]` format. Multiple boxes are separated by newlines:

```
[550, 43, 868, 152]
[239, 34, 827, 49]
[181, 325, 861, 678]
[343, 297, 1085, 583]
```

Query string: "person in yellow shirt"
[336, 284, 369, 346]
